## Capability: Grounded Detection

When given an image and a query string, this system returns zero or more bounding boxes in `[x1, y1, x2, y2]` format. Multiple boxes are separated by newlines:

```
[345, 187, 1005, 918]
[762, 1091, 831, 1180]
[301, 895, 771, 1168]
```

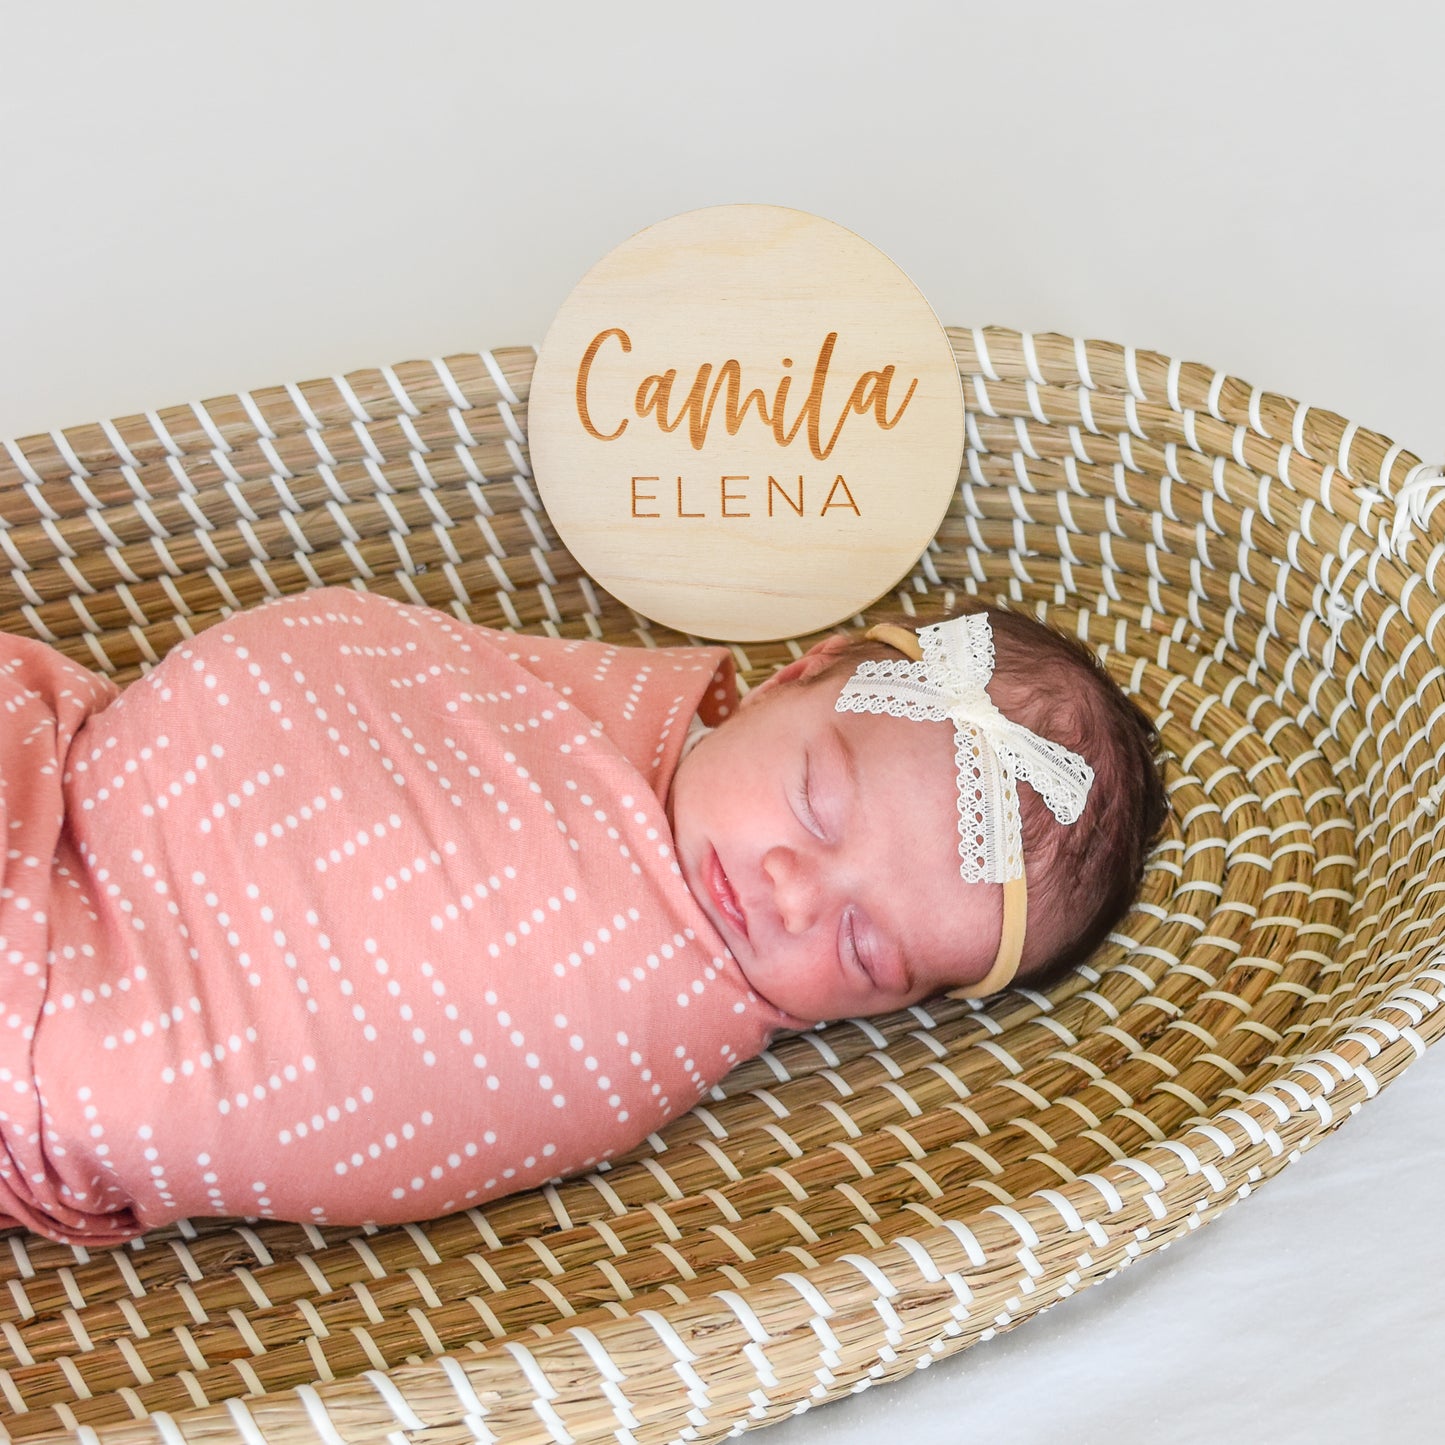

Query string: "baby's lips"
[706, 848, 750, 942]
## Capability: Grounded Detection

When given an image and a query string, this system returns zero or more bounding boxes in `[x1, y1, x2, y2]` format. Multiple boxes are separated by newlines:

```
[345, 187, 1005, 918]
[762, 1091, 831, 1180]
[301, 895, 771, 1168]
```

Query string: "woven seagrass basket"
[2, 327, 1443, 1444]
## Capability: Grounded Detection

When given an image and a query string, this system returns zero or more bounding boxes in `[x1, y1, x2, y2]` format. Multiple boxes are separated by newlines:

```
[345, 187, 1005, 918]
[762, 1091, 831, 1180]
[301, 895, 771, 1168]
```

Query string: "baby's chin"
[722, 953, 818, 1031]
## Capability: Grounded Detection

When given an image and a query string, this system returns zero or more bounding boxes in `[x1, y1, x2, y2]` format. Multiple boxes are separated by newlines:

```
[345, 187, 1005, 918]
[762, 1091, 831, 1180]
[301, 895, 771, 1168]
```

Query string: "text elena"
[630, 474, 861, 519]
[575, 328, 917, 461]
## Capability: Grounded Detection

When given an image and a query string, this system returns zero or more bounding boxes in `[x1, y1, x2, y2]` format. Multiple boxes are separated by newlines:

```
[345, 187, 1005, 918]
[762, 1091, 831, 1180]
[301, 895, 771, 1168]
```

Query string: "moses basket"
[2, 327, 1442, 1445]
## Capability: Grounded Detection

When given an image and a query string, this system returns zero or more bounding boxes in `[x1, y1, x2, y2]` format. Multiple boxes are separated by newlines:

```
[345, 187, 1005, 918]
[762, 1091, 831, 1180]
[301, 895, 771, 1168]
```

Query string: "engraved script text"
[575, 328, 918, 461]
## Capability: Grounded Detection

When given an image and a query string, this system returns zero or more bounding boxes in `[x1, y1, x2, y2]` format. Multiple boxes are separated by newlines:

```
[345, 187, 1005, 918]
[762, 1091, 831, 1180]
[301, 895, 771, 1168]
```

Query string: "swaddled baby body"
[0, 588, 1164, 1243]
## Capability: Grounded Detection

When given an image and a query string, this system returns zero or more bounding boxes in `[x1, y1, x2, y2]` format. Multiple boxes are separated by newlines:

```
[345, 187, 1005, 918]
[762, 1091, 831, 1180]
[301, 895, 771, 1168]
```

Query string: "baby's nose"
[761, 846, 824, 936]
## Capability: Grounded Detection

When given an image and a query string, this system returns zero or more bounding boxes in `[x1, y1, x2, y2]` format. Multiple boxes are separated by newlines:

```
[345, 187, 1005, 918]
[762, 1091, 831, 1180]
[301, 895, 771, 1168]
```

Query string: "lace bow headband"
[835, 614, 1094, 998]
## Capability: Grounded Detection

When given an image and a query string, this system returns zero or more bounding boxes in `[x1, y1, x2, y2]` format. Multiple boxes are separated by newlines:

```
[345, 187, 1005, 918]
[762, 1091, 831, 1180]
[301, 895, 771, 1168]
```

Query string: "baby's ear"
[744, 633, 853, 703]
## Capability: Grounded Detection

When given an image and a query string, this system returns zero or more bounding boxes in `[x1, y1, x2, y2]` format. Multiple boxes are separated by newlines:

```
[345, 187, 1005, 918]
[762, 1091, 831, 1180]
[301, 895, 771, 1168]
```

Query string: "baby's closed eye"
[791, 752, 828, 840]
[839, 908, 869, 975]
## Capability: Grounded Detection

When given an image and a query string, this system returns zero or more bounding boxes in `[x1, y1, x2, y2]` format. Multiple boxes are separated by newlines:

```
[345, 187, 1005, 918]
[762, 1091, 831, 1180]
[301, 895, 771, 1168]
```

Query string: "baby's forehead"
[828, 697, 959, 793]
[754, 666, 961, 798]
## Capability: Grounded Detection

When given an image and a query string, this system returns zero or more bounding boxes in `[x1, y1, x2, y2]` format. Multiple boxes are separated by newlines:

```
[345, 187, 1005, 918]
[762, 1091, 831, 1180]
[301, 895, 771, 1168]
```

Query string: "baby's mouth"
[707, 848, 749, 942]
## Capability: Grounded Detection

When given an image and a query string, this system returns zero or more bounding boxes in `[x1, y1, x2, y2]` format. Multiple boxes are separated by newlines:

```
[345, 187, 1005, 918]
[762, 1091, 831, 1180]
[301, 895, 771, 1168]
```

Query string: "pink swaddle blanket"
[1, 588, 782, 1243]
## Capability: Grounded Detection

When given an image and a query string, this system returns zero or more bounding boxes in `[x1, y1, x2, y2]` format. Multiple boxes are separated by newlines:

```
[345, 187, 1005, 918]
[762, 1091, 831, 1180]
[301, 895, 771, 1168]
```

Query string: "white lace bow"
[835, 613, 1094, 884]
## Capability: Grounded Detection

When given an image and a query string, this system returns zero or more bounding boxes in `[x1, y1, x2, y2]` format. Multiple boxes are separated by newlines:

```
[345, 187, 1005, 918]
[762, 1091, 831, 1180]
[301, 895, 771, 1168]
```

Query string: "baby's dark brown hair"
[809, 602, 1168, 992]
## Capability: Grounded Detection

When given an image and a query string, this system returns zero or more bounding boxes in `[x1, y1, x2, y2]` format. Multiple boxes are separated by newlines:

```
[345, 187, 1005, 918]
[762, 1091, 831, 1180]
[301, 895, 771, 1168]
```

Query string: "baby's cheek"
[675, 764, 733, 838]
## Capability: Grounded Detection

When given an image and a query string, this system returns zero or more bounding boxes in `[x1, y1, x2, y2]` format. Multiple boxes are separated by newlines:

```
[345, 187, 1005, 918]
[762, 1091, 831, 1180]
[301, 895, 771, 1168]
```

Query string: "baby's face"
[668, 649, 1004, 1024]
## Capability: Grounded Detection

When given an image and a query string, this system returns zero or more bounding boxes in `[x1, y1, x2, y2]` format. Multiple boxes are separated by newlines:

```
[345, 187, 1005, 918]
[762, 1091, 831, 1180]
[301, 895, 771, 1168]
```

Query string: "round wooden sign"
[528, 204, 965, 641]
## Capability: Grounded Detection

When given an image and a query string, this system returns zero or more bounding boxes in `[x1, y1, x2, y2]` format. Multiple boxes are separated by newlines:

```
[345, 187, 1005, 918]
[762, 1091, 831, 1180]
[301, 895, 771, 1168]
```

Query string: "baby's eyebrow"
[827, 721, 858, 794]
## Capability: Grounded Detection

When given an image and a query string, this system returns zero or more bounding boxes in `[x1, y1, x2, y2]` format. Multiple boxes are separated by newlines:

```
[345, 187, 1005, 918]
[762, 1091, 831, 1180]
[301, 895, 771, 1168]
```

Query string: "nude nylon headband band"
[842, 621, 1094, 999]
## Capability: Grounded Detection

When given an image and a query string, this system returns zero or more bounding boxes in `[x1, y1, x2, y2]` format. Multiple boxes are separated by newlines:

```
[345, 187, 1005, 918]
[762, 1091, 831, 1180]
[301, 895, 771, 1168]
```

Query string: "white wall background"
[3, 4, 1442, 1442]
[2, 0, 1441, 465]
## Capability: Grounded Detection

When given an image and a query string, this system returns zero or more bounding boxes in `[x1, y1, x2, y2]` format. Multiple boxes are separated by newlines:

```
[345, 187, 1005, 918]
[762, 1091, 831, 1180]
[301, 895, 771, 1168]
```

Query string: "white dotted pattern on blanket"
[1, 589, 772, 1242]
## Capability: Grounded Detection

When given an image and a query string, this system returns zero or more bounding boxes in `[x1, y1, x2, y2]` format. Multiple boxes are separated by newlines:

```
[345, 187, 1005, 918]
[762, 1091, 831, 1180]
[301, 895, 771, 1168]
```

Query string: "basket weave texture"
[2, 329, 1443, 1444]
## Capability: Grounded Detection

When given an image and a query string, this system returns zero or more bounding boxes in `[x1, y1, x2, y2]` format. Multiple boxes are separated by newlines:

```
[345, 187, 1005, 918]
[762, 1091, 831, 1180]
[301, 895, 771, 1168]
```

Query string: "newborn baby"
[672, 609, 1163, 1020]
[0, 588, 1162, 1243]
